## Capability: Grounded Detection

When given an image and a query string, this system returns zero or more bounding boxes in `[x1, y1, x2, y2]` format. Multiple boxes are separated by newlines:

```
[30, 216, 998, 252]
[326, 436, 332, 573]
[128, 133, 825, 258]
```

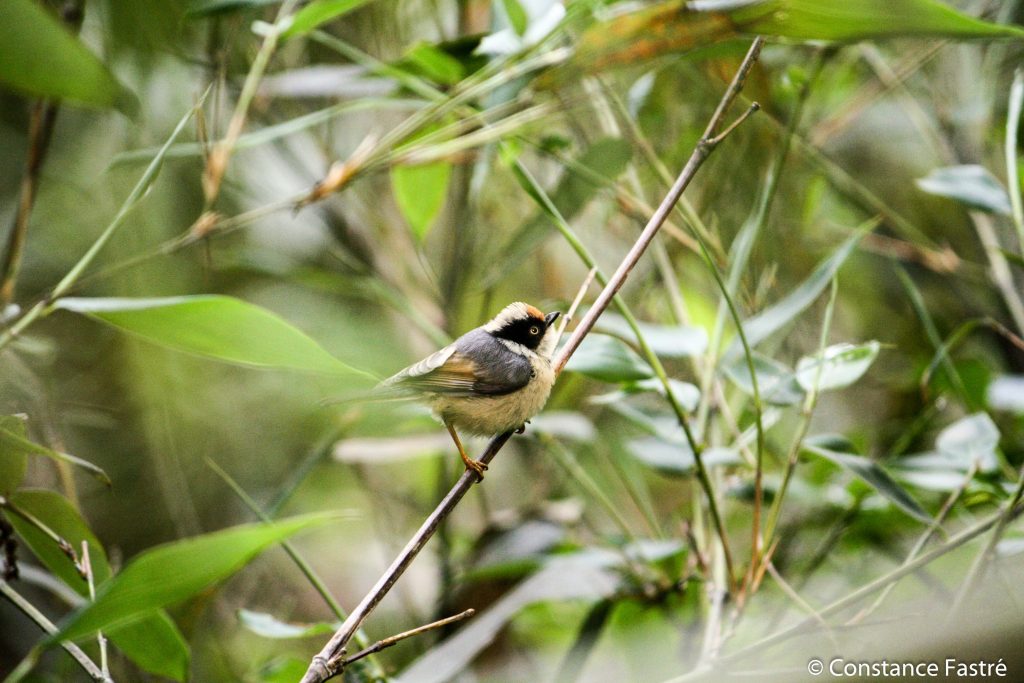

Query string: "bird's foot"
[464, 458, 489, 479]
[515, 421, 529, 435]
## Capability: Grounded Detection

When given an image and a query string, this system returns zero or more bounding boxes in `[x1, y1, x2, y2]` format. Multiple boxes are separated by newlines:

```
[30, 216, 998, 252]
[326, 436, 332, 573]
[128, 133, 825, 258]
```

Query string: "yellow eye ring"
[529, 326, 540, 335]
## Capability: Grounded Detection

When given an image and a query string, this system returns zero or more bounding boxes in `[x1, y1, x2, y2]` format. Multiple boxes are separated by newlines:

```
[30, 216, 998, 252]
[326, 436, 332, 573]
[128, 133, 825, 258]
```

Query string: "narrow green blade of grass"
[725, 227, 870, 359]
[56, 296, 377, 382]
[281, 0, 376, 38]
[51, 513, 347, 642]
[0, 428, 110, 485]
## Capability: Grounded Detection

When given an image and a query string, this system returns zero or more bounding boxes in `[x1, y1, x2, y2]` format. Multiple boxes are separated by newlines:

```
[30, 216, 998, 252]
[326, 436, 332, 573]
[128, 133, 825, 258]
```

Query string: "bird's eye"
[529, 326, 540, 335]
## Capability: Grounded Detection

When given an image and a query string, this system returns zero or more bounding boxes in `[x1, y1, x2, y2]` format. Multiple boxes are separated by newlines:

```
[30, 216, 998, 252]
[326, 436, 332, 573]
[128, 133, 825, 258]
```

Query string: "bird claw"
[515, 422, 528, 434]
[465, 459, 489, 479]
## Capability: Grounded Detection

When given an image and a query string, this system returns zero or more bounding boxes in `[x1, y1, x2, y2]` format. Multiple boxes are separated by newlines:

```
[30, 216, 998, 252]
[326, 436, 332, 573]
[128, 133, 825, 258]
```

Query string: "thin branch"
[850, 461, 977, 625]
[553, 37, 765, 372]
[202, 0, 301, 205]
[338, 609, 475, 668]
[299, 37, 766, 683]
[0, 101, 58, 306]
[0, 580, 110, 682]
[665, 501, 1024, 681]
[948, 461, 1024, 618]
[81, 542, 109, 679]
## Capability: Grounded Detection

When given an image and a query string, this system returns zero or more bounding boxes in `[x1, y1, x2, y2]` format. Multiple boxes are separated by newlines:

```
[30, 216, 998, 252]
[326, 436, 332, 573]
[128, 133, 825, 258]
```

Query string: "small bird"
[381, 302, 561, 478]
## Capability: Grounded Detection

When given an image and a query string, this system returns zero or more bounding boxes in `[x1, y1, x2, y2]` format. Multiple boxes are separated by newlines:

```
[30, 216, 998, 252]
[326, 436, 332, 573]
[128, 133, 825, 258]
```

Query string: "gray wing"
[382, 331, 533, 397]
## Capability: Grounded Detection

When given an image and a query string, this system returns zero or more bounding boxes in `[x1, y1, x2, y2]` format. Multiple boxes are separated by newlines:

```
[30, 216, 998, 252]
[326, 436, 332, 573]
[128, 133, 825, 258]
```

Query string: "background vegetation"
[2, 0, 1024, 681]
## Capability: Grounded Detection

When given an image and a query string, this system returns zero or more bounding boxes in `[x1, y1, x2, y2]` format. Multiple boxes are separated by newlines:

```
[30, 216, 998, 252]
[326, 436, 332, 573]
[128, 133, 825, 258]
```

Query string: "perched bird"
[381, 302, 561, 477]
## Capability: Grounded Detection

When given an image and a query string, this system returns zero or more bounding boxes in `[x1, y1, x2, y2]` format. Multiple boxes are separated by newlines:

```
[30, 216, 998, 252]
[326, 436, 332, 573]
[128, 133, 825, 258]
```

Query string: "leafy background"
[2, 0, 1024, 681]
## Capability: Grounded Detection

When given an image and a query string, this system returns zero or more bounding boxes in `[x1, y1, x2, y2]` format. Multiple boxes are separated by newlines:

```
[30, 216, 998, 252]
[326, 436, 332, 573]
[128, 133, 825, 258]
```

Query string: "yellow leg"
[445, 421, 488, 479]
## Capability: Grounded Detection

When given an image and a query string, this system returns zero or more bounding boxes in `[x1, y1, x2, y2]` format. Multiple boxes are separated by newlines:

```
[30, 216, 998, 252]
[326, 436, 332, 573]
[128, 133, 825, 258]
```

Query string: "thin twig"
[0, 580, 110, 682]
[665, 501, 1024, 681]
[81, 542, 110, 679]
[948, 461, 1024, 618]
[202, 0, 301, 204]
[299, 37, 766, 683]
[850, 461, 977, 625]
[338, 609, 475, 668]
[554, 267, 597, 345]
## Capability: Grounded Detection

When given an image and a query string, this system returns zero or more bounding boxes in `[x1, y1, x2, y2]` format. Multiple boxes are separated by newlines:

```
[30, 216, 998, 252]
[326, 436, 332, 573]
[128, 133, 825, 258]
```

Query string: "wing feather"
[382, 336, 532, 397]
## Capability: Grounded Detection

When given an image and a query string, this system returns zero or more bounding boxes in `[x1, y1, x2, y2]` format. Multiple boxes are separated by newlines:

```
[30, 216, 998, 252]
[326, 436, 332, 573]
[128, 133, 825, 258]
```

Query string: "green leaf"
[0, 0, 137, 113]
[935, 412, 1001, 472]
[563, 334, 652, 383]
[56, 296, 374, 381]
[259, 657, 311, 683]
[0, 415, 29, 494]
[52, 513, 346, 642]
[916, 165, 1012, 214]
[573, 0, 1021, 75]
[591, 378, 701, 412]
[728, 0, 1024, 40]
[723, 353, 805, 406]
[392, 160, 452, 241]
[795, 341, 881, 392]
[803, 440, 932, 523]
[595, 312, 708, 358]
[107, 613, 190, 682]
[238, 609, 336, 639]
[0, 426, 110, 485]
[281, 0, 375, 38]
[727, 229, 867, 358]
[6, 489, 110, 592]
[503, 0, 529, 35]
[626, 436, 740, 476]
[401, 42, 466, 85]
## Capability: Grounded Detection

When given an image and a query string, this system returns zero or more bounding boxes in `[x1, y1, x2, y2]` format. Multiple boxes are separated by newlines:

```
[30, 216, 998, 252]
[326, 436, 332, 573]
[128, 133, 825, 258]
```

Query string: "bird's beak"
[545, 311, 561, 326]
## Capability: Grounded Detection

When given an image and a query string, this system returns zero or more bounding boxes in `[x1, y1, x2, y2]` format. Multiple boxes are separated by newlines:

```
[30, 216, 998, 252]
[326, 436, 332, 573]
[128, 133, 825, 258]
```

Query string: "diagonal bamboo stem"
[299, 37, 766, 683]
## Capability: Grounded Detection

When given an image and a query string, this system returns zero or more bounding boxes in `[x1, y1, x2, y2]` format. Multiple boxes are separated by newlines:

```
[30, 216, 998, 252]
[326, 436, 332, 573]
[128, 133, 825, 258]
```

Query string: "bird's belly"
[432, 362, 555, 436]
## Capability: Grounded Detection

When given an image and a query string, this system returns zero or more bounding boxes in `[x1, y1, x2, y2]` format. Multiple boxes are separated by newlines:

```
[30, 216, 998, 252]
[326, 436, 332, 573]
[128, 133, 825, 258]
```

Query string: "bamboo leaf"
[0, 0, 137, 113]
[281, 0, 376, 38]
[803, 439, 932, 523]
[52, 513, 347, 642]
[0, 415, 29, 494]
[56, 296, 375, 381]
[724, 353, 805, 406]
[935, 412, 1001, 473]
[795, 341, 881, 392]
[107, 614, 189, 682]
[726, 229, 867, 358]
[238, 609, 336, 639]
[563, 334, 653, 382]
[0, 427, 110, 485]
[574, 0, 1023, 74]
[6, 489, 111, 591]
[392, 160, 452, 240]
[916, 165, 1012, 214]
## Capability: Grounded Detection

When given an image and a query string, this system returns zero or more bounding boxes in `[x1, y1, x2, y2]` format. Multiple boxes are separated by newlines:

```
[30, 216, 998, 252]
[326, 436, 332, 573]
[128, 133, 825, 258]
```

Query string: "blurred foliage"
[2, 0, 1024, 681]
